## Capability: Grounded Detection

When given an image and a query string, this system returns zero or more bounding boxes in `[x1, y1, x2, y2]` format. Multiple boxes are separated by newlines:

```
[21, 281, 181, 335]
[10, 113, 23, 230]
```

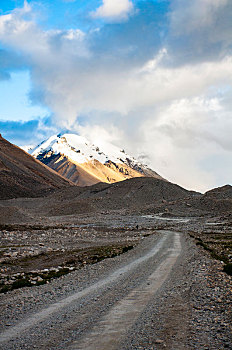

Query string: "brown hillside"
[204, 184, 232, 199]
[0, 134, 73, 199]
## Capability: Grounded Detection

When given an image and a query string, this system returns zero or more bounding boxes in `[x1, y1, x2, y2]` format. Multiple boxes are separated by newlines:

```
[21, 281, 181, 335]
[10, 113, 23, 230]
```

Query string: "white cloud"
[92, 0, 134, 21]
[169, 0, 232, 64]
[171, 0, 228, 33]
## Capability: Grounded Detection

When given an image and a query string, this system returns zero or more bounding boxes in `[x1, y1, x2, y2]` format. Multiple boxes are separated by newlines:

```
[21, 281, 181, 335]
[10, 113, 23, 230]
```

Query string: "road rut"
[72, 232, 181, 350]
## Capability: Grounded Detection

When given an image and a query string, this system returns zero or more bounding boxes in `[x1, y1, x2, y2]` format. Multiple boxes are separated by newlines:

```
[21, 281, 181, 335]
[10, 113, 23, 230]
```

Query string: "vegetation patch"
[196, 241, 228, 263]
[0, 224, 71, 232]
[190, 230, 232, 276]
[0, 243, 134, 293]
[223, 263, 232, 276]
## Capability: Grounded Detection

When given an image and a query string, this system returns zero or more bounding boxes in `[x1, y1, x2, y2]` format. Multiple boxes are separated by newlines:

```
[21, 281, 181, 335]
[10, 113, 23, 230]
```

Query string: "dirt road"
[0, 230, 231, 349]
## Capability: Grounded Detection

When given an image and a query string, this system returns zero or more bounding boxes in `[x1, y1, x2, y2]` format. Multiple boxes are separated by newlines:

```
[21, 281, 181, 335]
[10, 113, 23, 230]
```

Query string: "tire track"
[70, 233, 181, 350]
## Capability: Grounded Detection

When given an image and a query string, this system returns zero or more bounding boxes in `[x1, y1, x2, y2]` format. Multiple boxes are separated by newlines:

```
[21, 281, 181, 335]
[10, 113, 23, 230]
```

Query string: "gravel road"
[0, 230, 231, 350]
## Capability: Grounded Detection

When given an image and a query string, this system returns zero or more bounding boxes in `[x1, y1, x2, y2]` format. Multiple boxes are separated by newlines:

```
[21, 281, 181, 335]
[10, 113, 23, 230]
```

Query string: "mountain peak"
[29, 132, 163, 186]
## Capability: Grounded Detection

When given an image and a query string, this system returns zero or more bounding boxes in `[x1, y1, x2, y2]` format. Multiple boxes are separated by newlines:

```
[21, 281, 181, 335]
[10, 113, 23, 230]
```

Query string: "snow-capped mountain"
[29, 133, 163, 186]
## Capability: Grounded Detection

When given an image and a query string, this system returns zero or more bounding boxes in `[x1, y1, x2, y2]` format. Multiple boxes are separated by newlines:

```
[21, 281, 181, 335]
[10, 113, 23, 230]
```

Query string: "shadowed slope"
[204, 185, 232, 199]
[0, 134, 73, 199]
[43, 177, 198, 215]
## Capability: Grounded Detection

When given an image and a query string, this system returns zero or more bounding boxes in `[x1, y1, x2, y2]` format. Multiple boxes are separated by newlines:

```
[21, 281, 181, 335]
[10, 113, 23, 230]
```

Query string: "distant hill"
[204, 185, 232, 199]
[40, 177, 198, 216]
[0, 134, 73, 200]
[140, 184, 232, 217]
[29, 133, 164, 186]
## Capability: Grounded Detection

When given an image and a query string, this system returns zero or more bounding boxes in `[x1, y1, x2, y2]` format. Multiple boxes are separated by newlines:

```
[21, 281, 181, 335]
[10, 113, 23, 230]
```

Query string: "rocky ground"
[0, 226, 231, 350]
[0, 181, 231, 349]
[0, 212, 231, 294]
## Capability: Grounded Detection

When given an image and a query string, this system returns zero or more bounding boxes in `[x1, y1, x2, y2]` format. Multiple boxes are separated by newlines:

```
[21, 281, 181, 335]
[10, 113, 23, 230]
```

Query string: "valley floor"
[0, 218, 231, 349]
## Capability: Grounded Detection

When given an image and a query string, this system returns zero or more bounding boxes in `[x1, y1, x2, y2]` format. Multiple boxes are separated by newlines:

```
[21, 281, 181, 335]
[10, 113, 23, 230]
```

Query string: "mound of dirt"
[141, 189, 232, 217]
[179, 197, 232, 217]
[183, 185, 232, 216]
[0, 135, 73, 200]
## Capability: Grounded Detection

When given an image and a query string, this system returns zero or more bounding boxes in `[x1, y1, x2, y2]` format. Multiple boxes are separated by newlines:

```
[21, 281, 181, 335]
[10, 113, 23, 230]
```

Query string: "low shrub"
[223, 263, 232, 276]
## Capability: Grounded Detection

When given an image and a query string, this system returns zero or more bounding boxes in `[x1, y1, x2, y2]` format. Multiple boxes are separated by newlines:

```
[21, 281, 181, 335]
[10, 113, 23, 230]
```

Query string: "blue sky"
[0, 71, 49, 121]
[0, 0, 231, 191]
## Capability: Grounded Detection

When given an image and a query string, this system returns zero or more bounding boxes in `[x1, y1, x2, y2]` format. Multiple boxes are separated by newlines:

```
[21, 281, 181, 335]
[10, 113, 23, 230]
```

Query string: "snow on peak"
[30, 133, 143, 167]
[21, 145, 35, 153]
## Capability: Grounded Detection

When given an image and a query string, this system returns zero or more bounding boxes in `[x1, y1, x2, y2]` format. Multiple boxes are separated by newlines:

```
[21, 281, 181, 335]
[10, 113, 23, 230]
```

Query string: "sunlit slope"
[31, 133, 163, 186]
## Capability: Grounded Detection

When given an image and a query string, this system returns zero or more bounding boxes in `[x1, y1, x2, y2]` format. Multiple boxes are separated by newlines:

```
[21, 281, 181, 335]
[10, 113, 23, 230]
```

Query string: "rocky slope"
[27, 177, 199, 216]
[30, 133, 163, 186]
[204, 184, 232, 199]
[0, 134, 72, 200]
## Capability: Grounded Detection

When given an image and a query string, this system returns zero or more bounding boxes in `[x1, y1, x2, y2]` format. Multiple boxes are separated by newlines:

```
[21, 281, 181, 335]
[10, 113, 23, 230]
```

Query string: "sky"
[0, 0, 231, 192]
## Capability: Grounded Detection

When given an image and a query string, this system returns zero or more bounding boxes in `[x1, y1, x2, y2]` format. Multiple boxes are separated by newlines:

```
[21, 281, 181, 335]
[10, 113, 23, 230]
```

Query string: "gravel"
[0, 228, 231, 350]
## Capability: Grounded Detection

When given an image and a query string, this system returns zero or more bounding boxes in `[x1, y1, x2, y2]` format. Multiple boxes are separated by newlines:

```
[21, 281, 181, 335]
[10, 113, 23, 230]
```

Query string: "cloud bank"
[0, 118, 57, 146]
[0, 0, 231, 192]
[92, 0, 134, 21]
